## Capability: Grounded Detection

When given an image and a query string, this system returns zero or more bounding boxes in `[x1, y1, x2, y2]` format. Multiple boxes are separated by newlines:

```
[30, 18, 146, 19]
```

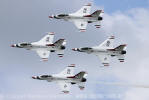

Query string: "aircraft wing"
[57, 82, 71, 94]
[36, 50, 50, 61]
[73, 20, 88, 32]
[54, 39, 66, 47]
[117, 55, 125, 62]
[96, 54, 110, 66]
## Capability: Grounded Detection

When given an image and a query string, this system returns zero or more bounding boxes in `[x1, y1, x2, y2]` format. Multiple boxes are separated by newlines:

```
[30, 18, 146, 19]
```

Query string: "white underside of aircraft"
[32, 64, 87, 93]
[11, 32, 66, 61]
[49, 3, 104, 32]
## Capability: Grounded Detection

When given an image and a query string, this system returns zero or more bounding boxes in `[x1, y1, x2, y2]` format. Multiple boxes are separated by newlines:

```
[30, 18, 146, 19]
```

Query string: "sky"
[0, 0, 149, 100]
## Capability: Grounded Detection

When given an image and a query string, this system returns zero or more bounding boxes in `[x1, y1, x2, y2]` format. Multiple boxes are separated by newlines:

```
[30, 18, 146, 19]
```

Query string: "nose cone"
[32, 76, 36, 79]
[49, 16, 53, 18]
[72, 48, 78, 51]
[49, 15, 54, 18]
[11, 44, 15, 47]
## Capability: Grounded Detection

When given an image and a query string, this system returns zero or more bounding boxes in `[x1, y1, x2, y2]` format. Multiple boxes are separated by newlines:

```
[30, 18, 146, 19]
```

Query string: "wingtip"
[59, 56, 63, 57]
[47, 32, 55, 35]
[109, 35, 115, 39]
[68, 64, 75, 67]
[58, 54, 64, 58]
[103, 63, 110, 67]
[62, 91, 69, 94]
[79, 29, 86, 32]
[41, 58, 48, 61]
[85, 3, 92, 6]
[95, 25, 101, 28]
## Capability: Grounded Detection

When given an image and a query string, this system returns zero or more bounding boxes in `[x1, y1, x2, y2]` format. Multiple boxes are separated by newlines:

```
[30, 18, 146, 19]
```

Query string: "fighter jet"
[49, 3, 104, 32]
[72, 36, 127, 66]
[11, 32, 66, 61]
[32, 64, 87, 93]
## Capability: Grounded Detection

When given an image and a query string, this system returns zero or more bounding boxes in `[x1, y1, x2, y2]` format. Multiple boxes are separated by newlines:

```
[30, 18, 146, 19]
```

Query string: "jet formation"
[11, 3, 130, 94]
[49, 3, 104, 32]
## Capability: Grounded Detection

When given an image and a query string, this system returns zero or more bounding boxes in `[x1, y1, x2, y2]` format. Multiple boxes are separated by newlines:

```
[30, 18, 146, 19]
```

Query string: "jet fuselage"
[52, 14, 102, 23]
[32, 75, 86, 84]
[11, 42, 65, 52]
[74, 47, 126, 56]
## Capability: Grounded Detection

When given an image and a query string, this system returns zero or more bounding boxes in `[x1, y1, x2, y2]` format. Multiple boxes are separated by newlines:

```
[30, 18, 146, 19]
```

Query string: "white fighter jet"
[49, 3, 104, 32]
[72, 36, 127, 66]
[32, 64, 87, 93]
[11, 32, 66, 61]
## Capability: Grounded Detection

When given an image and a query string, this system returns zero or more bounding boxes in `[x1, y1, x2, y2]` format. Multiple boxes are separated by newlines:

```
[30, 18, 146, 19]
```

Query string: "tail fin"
[71, 3, 91, 16]
[54, 39, 66, 47]
[114, 44, 127, 51]
[91, 10, 104, 17]
[74, 71, 87, 80]
[98, 36, 115, 49]
[38, 32, 54, 44]
[59, 64, 75, 77]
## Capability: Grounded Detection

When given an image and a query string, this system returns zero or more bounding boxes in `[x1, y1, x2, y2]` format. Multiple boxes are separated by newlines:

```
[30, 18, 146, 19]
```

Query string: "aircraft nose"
[11, 44, 15, 47]
[72, 48, 78, 51]
[32, 76, 36, 79]
[49, 15, 54, 18]
[49, 16, 53, 18]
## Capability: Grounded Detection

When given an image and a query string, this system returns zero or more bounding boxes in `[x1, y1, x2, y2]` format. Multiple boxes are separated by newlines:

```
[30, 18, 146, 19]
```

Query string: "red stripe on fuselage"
[46, 44, 55, 46]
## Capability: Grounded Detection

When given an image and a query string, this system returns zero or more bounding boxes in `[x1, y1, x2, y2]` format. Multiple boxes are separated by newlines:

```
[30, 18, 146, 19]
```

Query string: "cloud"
[123, 88, 149, 100]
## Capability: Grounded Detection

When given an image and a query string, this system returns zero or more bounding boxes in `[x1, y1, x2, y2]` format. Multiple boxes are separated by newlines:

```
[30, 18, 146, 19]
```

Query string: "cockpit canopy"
[81, 47, 92, 51]
[58, 14, 69, 17]
[40, 75, 52, 78]
[20, 42, 31, 47]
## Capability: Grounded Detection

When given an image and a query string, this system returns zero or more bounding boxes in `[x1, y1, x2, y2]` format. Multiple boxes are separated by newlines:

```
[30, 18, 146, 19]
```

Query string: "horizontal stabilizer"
[54, 39, 66, 47]
[114, 44, 127, 51]
[91, 10, 104, 17]
[74, 71, 87, 79]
